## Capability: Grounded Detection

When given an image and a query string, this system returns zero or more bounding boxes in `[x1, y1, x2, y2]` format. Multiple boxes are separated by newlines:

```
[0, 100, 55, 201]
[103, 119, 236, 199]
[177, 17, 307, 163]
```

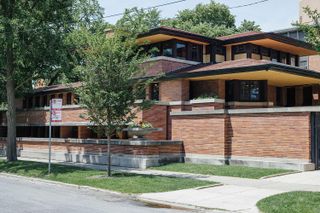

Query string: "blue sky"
[98, 0, 299, 32]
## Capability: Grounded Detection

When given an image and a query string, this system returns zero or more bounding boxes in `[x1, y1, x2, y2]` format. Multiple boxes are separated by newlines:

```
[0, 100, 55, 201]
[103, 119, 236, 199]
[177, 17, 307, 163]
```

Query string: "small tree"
[76, 29, 150, 176]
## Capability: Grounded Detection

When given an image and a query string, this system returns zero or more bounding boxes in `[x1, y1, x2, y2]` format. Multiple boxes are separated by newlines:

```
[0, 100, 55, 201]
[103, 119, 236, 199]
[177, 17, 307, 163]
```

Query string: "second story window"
[176, 42, 187, 60]
[150, 83, 159, 101]
[42, 95, 48, 107]
[190, 44, 202, 62]
[163, 42, 173, 57]
[27, 97, 33, 108]
[34, 96, 40, 108]
[67, 93, 72, 105]
[146, 39, 203, 62]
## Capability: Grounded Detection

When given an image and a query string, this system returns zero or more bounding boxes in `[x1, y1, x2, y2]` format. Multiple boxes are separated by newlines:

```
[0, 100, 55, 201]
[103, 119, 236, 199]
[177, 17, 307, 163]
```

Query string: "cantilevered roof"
[165, 59, 320, 87]
[218, 31, 317, 56]
[137, 26, 221, 45]
[33, 82, 81, 94]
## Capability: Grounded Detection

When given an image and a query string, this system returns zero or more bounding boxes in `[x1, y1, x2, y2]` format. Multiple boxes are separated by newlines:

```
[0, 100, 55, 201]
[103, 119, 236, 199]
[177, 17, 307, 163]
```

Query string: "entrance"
[311, 112, 320, 169]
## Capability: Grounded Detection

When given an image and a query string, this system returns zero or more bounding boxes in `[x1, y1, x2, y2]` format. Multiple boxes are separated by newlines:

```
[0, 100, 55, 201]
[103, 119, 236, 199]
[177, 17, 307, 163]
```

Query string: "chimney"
[104, 28, 114, 38]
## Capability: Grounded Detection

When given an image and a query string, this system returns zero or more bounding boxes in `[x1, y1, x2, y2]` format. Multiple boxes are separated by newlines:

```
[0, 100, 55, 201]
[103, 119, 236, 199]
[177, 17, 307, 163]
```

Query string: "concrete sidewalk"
[4, 158, 320, 212]
[135, 169, 320, 213]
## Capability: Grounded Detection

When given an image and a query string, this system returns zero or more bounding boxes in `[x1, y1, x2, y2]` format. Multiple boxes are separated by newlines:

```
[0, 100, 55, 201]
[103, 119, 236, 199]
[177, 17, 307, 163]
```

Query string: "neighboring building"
[299, 0, 320, 24]
[275, 0, 320, 71]
[1, 27, 320, 171]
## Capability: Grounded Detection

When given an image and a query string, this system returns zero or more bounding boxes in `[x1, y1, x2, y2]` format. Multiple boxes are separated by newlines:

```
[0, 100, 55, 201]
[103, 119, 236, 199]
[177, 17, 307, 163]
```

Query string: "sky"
[98, 0, 300, 32]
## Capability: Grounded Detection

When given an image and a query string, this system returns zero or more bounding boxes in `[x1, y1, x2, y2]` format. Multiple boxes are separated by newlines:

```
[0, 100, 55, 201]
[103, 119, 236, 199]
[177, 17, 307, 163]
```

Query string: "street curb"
[259, 171, 302, 179]
[0, 172, 127, 197]
[135, 197, 229, 212]
[0, 172, 205, 212]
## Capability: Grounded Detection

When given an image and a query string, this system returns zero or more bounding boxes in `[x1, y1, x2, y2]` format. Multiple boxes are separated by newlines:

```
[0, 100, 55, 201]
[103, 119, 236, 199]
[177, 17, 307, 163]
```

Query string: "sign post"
[48, 99, 62, 174]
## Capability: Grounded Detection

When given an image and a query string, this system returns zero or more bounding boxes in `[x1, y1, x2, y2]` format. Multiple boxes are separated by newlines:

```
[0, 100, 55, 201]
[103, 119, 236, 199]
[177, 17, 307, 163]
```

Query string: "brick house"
[1, 27, 320, 170]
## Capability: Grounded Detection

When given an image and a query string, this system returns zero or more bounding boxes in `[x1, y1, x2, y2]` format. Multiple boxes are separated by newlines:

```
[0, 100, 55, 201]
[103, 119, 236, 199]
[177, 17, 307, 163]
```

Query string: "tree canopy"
[237, 19, 261, 33]
[161, 1, 261, 37]
[0, 0, 104, 161]
[298, 7, 320, 51]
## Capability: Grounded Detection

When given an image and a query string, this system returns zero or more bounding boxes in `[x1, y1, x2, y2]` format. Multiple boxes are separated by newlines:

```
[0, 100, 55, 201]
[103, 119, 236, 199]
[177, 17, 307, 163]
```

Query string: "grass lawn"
[257, 191, 320, 213]
[0, 160, 214, 194]
[150, 163, 292, 179]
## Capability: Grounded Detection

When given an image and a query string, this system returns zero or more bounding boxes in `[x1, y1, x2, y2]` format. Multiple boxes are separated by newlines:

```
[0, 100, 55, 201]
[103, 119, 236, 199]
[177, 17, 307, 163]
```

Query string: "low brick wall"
[171, 109, 316, 171]
[0, 138, 184, 169]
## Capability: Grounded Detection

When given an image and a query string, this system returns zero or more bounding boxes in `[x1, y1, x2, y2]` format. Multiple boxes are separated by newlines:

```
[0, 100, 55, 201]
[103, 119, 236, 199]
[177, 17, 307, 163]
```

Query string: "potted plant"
[123, 121, 162, 139]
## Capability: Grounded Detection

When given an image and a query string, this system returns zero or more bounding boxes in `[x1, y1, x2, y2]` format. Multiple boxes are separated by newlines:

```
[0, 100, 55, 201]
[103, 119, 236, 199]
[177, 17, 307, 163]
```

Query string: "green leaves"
[161, 1, 261, 38]
[297, 7, 320, 52]
[76, 29, 151, 137]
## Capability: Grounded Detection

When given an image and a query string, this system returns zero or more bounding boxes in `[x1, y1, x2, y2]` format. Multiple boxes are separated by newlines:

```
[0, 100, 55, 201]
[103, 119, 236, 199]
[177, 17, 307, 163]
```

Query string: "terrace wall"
[171, 110, 315, 170]
[0, 138, 184, 169]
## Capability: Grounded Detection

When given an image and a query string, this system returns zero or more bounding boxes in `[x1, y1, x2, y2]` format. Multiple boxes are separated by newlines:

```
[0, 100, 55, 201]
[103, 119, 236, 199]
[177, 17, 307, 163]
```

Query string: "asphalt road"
[0, 174, 191, 213]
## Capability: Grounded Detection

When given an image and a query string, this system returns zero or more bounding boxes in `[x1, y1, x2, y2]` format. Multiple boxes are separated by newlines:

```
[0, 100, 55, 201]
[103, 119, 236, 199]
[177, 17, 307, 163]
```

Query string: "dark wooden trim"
[138, 27, 222, 44]
[222, 32, 315, 51]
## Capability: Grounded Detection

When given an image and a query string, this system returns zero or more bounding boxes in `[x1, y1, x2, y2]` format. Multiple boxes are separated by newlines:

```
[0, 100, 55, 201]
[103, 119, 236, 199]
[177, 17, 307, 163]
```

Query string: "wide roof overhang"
[165, 64, 320, 87]
[223, 33, 317, 56]
[137, 27, 221, 45]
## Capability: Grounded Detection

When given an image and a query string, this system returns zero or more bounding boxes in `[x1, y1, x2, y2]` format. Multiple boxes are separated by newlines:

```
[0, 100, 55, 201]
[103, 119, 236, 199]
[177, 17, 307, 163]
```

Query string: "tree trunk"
[6, 78, 17, 161]
[3, 0, 17, 161]
[107, 134, 112, 177]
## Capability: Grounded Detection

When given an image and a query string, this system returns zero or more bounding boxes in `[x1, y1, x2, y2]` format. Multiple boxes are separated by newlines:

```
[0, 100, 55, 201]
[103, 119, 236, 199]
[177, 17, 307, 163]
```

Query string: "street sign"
[48, 99, 63, 174]
[51, 99, 62, 122]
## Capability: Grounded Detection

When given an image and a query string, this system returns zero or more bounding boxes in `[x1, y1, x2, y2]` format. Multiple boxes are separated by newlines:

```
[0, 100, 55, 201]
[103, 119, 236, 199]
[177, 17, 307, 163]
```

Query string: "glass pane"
[250, 82, 260, 101]
[176, 42, 187, 59]
[240, 81, 261, 101]
[163, 42, 173, 57]
[191, 44, 200, 61]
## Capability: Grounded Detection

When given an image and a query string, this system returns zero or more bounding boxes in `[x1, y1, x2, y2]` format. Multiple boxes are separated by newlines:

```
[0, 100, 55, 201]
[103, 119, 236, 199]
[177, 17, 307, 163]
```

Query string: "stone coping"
[144, 56, 200, 65]
[227, 101, 273, 107]
[0, 137, 182, 146]
[171, 106, 320, 116]
[155, 99, 225, 106]
[17, 105, 81, 112]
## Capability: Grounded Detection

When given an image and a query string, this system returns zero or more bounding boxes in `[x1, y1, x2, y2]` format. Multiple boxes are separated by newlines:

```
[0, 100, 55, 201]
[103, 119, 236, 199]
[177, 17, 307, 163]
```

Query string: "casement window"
[190, 43, 202, 62]
[226, 80, 267, 102]
[163, 41, 174, 57]
[146, 39, 203, 62]
[176, 42, 187, 60]
[150, 83, 159, 101]
[239, 81, 264, 102]
[27, 97, 33, 108]
[34, 96, 40, 108]
[42, 95, 48, 107]
[22, 98, 27, 109]
[66, 93, 72, 105]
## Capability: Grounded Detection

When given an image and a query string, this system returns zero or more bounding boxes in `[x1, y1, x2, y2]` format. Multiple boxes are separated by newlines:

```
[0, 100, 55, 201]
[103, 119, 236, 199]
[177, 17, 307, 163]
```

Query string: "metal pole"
[48, 100, 52, 174]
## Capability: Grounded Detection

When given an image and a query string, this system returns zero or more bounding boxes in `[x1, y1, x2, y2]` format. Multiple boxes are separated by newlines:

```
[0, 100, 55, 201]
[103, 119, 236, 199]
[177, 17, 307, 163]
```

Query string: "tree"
[237, 19, 261, 33]
[115, 7, 161, 37]
[298, 7, 320, 51]
[75, 29, 151, 177]
[0, 0, 103, 161]
[162, 1, 236, 37]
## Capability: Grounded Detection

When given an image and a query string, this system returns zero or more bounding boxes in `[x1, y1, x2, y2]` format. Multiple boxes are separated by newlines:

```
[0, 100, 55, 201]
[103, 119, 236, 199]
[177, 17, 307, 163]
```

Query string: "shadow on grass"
[0, 160, 90, 177]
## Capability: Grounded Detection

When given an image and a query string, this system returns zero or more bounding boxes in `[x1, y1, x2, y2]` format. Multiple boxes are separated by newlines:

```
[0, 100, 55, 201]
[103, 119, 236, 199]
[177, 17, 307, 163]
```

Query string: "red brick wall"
[171, 115, 226, 155]
[227, 113, 311, 159]
[160, 80, 190, 102]
[142, 59, 192, 76]
[141, 105, 168, 140]
[0, 140, 183, 156]
[171, 112, 312, 160]
[16, 108, 87, 125]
